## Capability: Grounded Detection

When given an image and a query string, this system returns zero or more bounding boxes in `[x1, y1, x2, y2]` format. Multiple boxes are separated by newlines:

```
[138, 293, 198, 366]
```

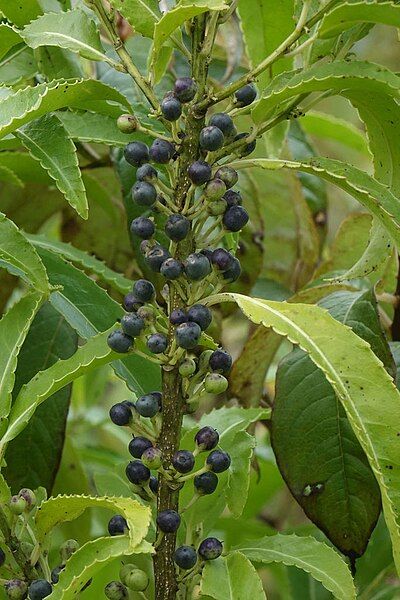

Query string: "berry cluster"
[105, 564, 149, 599]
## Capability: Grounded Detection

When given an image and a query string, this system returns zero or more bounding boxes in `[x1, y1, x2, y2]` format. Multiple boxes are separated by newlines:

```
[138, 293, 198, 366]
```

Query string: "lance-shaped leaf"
[301, 111, 369, 155]
[235, 534, 356, 600]
[201, 552, 265, 600]
[319, 1, 400, 39]
[16, 114, 88, 219]
[108, 0, 160, 38]
[206, 292, 400, 573]
[0, 24, 23, 61]
[21, 9, 107, 62]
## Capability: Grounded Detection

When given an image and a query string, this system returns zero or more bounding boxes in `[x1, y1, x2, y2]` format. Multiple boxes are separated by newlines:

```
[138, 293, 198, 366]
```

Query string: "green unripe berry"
[9, 495, 27, 515]
[117, 114, 138, 133]
[207, 199, 227, 216]
[18, 488, 36, 511]
[204, 373, 229, 394]
[137, 305, 156, 324]
[60, 539, 79, 563]
[141, 446, 162, 470]
[120, 565, 149, 591]
[204, 178, 226, 200]
[179, 358, 196, 377]
[104, 581, 129, 600]
[4, 579, 28, 599]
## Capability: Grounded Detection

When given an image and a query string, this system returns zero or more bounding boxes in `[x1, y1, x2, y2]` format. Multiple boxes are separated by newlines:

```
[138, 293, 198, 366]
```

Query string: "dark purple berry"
[121, 313, 145, 337]
[28, 579, 52, 599]
[223, 205, 249, 232]
[145, 245, 171, 271]
[147, 333, 168, 354]
[124, 141, 149, 166]
[206, 450, 231, 473]
[169, 309, 187, 325]
[234, 83, 257, 107]
[200, 248, 213, 261]
[195, 426, 219, 451]
[149, 138, 175, 163]
[174, 546, 197, 570]
[223, 189, 242, 207]
[188, 161, 212, 185]
[161, 94, 182, 122]
[133, 279, 155, 303]
[136, 163, 158, 183]
[198, 537, 223, 560]
[194, 472, 218, 495]
[175, 322, 201, 349]
[172, 450, 195, 474]
[109, 402, 133, 426]
[215, 166, 238, 189]
[209, 113, 234, 136]
[132, 181, 157, 206]
[126, 460, 151, 485]
[174, 77, 197, 103]
[136, 393, 160, 417]
[149, 475, 159, 494]
[211, 248, 234, 271]
[129, 436, 153, 458]
[165, 214, 190, 241]
[107, 330, 133, 353]
[130, 217, 155, 239]
[184, 253, 211, 281]
[223, 257, 241, 282]
[209, 349, 232, 374]
[199, 126, 224, 152]
[156, 509, 181, 533]
[187, 304, 212, 331]
[51, 566, 64, 584]
[123, 293, 142, 312]
[160, 258, 183, 280]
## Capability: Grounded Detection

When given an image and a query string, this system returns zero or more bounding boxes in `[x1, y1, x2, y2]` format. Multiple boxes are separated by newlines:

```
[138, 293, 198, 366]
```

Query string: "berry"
[4, 580, 28, 599]
[107, 330, 133, 353]
[149, 475, 159, 494]
[147, 333, 168, 354]
[133, 279, 155, 303]
[27, 580, 52, 600]
[234, 132, 257, 156]
[198, 537, 223, 560]
[9, 496, 26, 515]
[132, 181, 157, 207]
[209, 349, 232, 374]
[175, 322, 201, 349]
[149, 138, 175, 164]
[179, 358, 196, 377]
[109, 402, 133, 426]
[104, 581, 129, 600]
[223, 189, 242, 207]
[136, 163, 158, 183]
[123, 292, 142, 312]
[223, 256, 241, 282]
[142, 446, 162, 470]
[121, 313, 145, 337]
[174, 546, 197, 570]
[174, 77, 197, 103]
[108, 515, 128, 536]
[129, 436, 153, 458]
[204, 178, 226, 200]
[185, 253, 211, 281]
[124, 141, 149, 166]
[170, 309, 187, 325]
[51, 566, 64, 584]
[126, 460, 151, 485]
[187, 304, 212, 331]
[211, 248, 234, 271]
[156, 509, 181, 533]
[188, 161, 212, 185]
[204, 373, 228, 394]
[160, 258, 183, 280]
[137, 305, 155, 323]
[207, 450, 231, 473]
[215, 166, 238, 189]
[194, 472, 218, 495]
[117, 114, 138, 133]
[234, 83, 257, 107]
[136, 393, 160, 417]
[172, 450, 195, 474]
[161, 94, 182, 121]
[195, 426, 219, 451]
[199, 126, 224, 151]
[17, 488, 36, 511]
[120, 565, 149, 591]
[223, 205, 249, 232]
[130, 216, 155, 239]
[145, 245, 171, 271]
[208, 199, 227, 216]
[165, 214, 190, 241]
[60, 539, 79, 562]
[209, 113, 234, 136]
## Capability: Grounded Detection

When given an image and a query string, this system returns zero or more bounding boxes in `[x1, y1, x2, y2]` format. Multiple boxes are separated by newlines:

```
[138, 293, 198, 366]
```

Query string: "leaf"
[0, 165, 24, 188]
[206, 292, 400, 573]
[252, 61, 400, 124]
[235, 534, 356, 600]
[238, 0, 295, 89]
[0, 46, 37, 87]
[272, 289, 391, 557]
[108, 0, 161, 38]
[0, 292, 43, 428]
[4, 303, 78, 494]
[21, 9, 107, 61]
[301, 111, 369, 155]
[0, 329, 118, 450]
[35, 46, 84, 80]
[27, 233, 132, 294]
[201, 551, 265, 600]
[0, 79, 131, 140]
[0, 0, 42, 26]
[0, 213, 49, 293]
[231, 158, 400, 249]
[0, 24, 23, 61]
[16, 114, 88, 219]
[226, 431, 255, 518]
[319, 1, 400, 39]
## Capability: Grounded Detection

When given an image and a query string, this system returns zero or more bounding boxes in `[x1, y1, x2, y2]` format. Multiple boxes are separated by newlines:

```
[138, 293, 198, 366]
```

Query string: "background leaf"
[201, 551, 265, 600]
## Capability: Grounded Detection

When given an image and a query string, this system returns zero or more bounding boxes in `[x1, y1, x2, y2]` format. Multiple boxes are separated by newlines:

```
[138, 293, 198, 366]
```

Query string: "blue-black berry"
[160, 258, 183, 280]
[195, 426, 219, 451]
[199, 126, 224, 152]
[165, 214, 190, 241]
[132, 181, 157, 207]
[188, 161, 212, 185]
[215, 166, 238, 189]
[149, 138, 175, 164]
[109, 402, 133, 426]
[107, 330, 133, 353]
[27, 580, 52, 600]
[124, 141, 149, 166]
[234, 83, 257, 107]
[209, 113, 235, 137]
[175, 322, 201, 349]
[185, 253, 211, 281]
[174, 77, 197, 103]
[223, 256, 241, 282]
[169, 308, 187, 325]
[147, 333, 168, 354]
[126, 460, 151, 485]
[172, 450, 195, 474]
[194, 472, 218, 495]
[149, 475, 159, 494]
[206, 450, 231, 473]
[108, 515, 128, 536]
[161, 94, 182, 122]
[198, 537, 223, 560]
[123, 292, 142, 312]
[223, 205, 249, 232]
[129, 436, 153, 458]
[130, 217, 155, 239]
[174, 546, 197, 570]
[105, 581, 129, 600]
[209, 349, 232, 374]
[211, 248, 234, 271]
[133, 279, 155, 303]
[187, 304, 212, 331]
[223, 189, 242, 207]
[51, 566, 64, 585]
[136, 393, 160, 417]
[136, 163, 158, 183]
[121, 313, 145, 337]
[156, 509, 181, 533]
[145, 245, 171, 272]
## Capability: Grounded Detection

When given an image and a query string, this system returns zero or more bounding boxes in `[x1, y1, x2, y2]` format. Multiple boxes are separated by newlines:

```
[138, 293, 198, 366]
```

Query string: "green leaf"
[0, 0, 42, 26]
[319, 1, 400, 39]
[0, 165, 23, 188]
[272, 289, 390, 557]
[35, 46, 84, 80]
[238, 0, 295, 89]
[27, 233, 132, 294]
[207, 292, 400, 573]
[0, 292, 43, 428]
[252, 61, 400, 124]
[235, 534, 356, 600]
[301, 111, 369, 155]
[226, 431, 255, 518]
[0, 213, 49, 292]
[4, 303, 78, 494]
[0, 78, 131, 140]
[201, 551, 265, 599]
[0, 46, 38, 87]
[0, 329, 118, 450]
[108, 0, 161, 38]
[0, 24, 23, 61]
[21, 9, 108, 62]
[16, 114, 88, 219]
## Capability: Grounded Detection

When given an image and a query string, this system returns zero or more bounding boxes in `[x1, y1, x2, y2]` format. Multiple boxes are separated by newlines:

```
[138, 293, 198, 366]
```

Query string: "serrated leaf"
[108, 0, 161, 38]
[0, 165, 23, 188]
[226, 431, 255, 518]
[0, 213, 49, 292]
[207, 292, 400, 573]
[0, 292, 43, 428]
[252, 61, 400, 124]
[27, 233, 132, 294]
[35, 46, 84, 80]
[0, 329, 118, 450]
[16, 114, 88, 219]
[0, 0, 42, 27]
[301, 111, 369, 155]
[235, 534, 356, 600]
[0, 46, 38, 87]
[319, 1, 400, 39]
[21, 9, 107, 62]
[0, 78, 131, 140]
[0, 24, 23, 61]
[201, 551, 265, 600]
